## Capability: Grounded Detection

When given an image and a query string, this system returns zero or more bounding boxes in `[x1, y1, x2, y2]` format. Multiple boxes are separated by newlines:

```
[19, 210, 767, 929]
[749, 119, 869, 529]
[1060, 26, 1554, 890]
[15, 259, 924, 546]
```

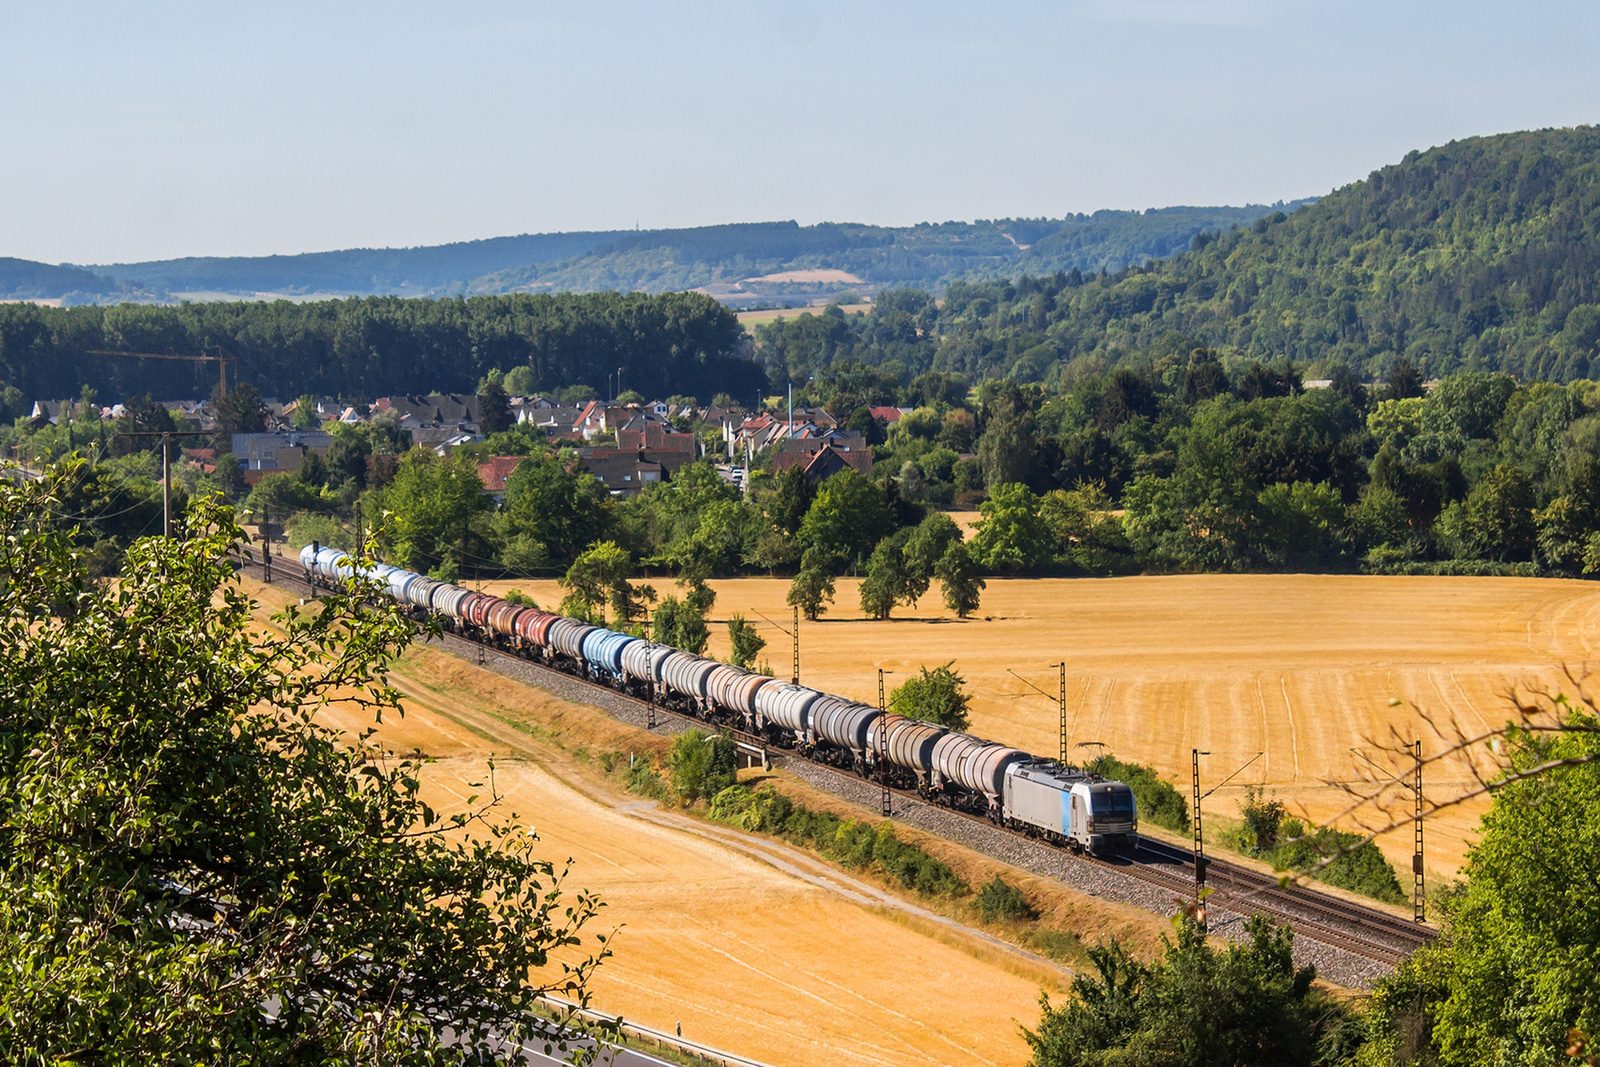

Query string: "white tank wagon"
[807, 696, 880, 767]
[620, 641, 676, 692]
[322, 548, 353, 582]
[658, 651, 718, 709]
[430, 583, 473, 623]
[546, 618, 597, 662]
[930, 732, 991, 792]
[404, 577, 446, 612]
[868, 715, 947, 786]
[299, 544, 350, 583]
[705, 665, 773, 725]
[754, 682, 822, 743]
[1003, 761, 1139, 854]
[384, 567, 424, 604]
[581, 628, 639, 678]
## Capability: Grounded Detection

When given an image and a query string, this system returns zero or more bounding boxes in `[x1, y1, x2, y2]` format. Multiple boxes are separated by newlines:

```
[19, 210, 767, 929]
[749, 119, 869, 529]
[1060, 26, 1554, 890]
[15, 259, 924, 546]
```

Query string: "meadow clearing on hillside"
[243, 577, 1108, 1067]
[465, 572, 1600, 882]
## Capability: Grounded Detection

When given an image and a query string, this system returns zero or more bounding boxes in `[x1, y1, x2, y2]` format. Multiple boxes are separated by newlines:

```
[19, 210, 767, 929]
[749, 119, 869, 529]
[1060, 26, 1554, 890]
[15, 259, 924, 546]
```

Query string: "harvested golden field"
[242, 577, 1093, 1067]
[472, 573, 1600, 881]
[736, 303, 871, 327]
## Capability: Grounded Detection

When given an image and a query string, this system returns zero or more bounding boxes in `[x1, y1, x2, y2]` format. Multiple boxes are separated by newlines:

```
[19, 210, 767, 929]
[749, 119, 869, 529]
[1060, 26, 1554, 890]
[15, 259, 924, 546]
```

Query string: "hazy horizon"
[5, 1, 1598, 264]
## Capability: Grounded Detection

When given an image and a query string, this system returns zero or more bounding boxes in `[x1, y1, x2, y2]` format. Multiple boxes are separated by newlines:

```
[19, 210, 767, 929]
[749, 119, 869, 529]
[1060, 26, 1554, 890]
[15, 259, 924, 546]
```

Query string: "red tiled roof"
[476, 455, 527, 493]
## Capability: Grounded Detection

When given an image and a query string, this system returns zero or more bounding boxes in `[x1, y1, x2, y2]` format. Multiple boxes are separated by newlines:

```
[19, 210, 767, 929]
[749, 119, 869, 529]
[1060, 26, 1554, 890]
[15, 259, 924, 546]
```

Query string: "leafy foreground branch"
[0, 464, 609, 1064]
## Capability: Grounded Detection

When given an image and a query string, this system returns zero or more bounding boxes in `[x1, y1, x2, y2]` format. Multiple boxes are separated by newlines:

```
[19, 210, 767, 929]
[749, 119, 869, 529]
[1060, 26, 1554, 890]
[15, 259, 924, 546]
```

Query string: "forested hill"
[461, 207, 1304, 300]
[793, 126, 1600, 385]
[0, 258, 119, 301]
[1, 206, 1298, 303]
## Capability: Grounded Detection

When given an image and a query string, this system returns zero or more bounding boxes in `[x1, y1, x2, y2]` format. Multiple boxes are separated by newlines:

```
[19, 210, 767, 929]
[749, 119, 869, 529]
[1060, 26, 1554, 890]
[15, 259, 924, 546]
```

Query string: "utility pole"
[1414, 739, 1426, 923]
[353, 500, 362, 555]
[459, 511, 468, 585]
[1192, 748, 1208, 930]
[878, 668, 893, 818]
[112, 429, 212, 540]
[161, 434, 172, 538]
[1055, 661, 1067, 764]
[791, 604, 800, 685]
[262, 505, 272, 583]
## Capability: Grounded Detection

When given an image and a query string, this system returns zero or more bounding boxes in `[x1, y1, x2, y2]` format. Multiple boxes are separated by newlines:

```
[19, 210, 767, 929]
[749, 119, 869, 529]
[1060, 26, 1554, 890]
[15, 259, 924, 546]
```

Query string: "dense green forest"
[754, 128, 1600, 385]
[2, 206, 1295, 302]
[0, 291, 762, 404]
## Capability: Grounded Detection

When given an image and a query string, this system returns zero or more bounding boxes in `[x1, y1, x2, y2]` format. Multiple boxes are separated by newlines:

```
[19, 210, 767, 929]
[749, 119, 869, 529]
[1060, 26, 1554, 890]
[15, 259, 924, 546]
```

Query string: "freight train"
[298, 544, 1139, 855]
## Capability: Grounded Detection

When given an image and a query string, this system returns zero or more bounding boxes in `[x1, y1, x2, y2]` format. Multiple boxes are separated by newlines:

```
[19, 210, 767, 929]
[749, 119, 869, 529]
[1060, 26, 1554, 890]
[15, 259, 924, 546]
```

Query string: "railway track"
[244, 556, 1435, 968]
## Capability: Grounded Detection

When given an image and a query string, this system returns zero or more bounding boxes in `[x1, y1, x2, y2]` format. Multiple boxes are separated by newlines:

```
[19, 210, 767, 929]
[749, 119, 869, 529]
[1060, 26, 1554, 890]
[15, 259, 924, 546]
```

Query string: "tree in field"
[797, 469, 894, 571]
[764, 463, 817, 536]
[324, 423, 373, 490]
[213, 381, 268, 441]
[859, 530, 912, 620]
[558, 540, 638, 624]
[970, 482, 1054, 574]
[291, 393, 320, 430]
[1181, 349, 1229, 405]
[502, 364, 538, 395]
[1385, 356, 1425, 401]
[1442, 462, 1536, 562]
[653, 594, 709, 654]
[902, 511, 962, 605]
[1351, 687, 1600, 1066]
[976, 379, 1037, 489]
[935, 541, 985, 618]
[111, 393, 181, 457]
[787, 564, 836, 621]
[891, 663, 971, 731]
[727, 613, 765, 669]
[0, 467, 609, 1062]
[1024, 918, 1353, 1067]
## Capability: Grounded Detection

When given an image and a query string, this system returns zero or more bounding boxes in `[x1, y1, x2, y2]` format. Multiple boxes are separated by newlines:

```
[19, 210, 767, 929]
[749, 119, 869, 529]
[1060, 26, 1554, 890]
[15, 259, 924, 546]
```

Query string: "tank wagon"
[706, 665, 772, 727]
[581, 628, 639, 681]
[807, 696, 879, 768]
[755, 683, 823, 746]
[620, 641, 675, 695]
[293, 553, 1141, 854]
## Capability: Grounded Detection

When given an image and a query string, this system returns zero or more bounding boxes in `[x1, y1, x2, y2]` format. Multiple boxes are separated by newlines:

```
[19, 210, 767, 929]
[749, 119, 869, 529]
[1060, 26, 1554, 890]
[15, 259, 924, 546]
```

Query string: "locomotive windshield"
[1090, 788, 1134, 814]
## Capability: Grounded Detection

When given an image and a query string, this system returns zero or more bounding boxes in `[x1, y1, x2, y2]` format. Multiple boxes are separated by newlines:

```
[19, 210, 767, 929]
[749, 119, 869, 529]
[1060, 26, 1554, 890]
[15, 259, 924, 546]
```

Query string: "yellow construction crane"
[87, 348, 234, 399]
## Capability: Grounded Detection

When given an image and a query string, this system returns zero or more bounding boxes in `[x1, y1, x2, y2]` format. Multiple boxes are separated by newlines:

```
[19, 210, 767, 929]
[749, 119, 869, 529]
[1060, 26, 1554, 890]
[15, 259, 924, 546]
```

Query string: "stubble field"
[469, 571, 1600, 881]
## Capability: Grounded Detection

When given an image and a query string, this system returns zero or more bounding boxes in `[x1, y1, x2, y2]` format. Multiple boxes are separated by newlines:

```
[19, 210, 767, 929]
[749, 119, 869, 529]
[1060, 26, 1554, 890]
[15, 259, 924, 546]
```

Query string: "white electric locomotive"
[1004, 760, 1138, 854]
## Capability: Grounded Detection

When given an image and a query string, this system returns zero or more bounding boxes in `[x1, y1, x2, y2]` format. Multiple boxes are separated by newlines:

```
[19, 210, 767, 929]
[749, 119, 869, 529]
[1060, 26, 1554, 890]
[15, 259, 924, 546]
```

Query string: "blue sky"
[3, 1, 1597, 264]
